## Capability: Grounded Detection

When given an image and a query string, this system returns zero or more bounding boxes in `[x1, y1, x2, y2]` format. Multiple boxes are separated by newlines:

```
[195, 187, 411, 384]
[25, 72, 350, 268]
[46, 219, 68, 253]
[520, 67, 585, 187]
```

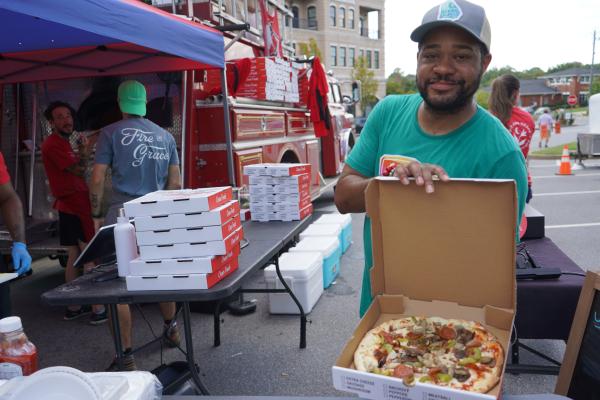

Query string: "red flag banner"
[258, 0, 283, 57]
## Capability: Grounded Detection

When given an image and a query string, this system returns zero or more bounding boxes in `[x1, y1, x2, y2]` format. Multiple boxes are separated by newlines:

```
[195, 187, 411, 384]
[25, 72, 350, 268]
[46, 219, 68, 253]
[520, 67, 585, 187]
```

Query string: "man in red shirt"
[0, 152, 31, 276]
[41, 102, 106, 324]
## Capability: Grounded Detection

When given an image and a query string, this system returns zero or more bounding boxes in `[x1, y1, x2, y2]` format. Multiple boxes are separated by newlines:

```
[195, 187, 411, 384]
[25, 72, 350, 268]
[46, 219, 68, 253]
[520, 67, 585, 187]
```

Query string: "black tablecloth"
[516, 237, 585, 340]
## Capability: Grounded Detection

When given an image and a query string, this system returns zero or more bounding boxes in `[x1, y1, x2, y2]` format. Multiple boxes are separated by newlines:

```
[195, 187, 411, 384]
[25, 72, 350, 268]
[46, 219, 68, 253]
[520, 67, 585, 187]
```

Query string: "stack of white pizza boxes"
[243, 163, 313, 222]
[122, 187, 243, 291]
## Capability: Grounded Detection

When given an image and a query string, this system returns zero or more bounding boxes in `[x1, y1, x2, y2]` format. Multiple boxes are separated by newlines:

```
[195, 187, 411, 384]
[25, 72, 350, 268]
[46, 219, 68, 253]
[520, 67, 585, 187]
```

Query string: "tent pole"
[14, 84, 20, 191]
[180, 71, 188, 189]
[220, 68, 236, 186]
[28, 84, 38, 216]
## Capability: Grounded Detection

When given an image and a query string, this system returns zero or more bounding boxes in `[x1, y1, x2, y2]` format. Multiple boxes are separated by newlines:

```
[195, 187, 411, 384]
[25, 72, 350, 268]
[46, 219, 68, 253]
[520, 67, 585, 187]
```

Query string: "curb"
[529, 155, 561, 160]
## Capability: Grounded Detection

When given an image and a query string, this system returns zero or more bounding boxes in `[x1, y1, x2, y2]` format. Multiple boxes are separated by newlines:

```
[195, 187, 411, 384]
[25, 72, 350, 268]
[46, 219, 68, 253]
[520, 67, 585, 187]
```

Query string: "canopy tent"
[0, 0, 225, 83]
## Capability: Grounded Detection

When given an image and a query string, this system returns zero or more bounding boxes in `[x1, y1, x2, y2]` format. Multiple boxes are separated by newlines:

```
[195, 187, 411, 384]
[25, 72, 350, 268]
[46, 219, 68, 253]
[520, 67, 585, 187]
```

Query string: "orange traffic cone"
[555, 121, 561, 134]
[556, 145, 573, 175]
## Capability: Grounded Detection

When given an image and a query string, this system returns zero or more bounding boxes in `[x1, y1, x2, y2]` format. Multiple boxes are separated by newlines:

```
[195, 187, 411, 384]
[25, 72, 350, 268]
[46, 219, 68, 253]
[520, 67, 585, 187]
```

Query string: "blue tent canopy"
[0, 0, 225, 83]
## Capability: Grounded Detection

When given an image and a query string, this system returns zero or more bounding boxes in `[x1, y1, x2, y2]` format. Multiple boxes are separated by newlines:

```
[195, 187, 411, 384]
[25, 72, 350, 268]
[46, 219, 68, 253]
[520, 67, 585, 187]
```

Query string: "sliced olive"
[453, 368, 471, 383]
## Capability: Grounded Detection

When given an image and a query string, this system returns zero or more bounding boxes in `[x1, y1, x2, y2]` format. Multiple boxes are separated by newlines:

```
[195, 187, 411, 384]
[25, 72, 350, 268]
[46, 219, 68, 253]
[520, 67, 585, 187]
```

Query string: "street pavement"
[8, 145, 599, 396]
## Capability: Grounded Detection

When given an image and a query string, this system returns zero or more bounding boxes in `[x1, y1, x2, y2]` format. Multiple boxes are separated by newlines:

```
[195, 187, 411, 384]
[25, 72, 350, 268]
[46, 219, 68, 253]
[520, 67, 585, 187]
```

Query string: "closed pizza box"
[243, 163, 311, 177]
[251, 192, 308, 203]
[138, 227, 243, 260]
[129, 244, 240, 275]
[134, 201, 239, 232]
[249, 173, 310, 187]
[251, 203, 312, 222]
[123, 187, 233, 218]
[135, 215, 241, 245]
[332, 178, 517, 400]
[125, 257, 239, 291]
[249, 183, 310, 196]
[249, 196, 311, 214]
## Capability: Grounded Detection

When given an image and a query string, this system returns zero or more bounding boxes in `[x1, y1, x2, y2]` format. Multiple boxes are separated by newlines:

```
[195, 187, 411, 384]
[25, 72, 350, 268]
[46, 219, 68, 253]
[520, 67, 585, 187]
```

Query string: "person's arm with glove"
[0, 181, 31, 275]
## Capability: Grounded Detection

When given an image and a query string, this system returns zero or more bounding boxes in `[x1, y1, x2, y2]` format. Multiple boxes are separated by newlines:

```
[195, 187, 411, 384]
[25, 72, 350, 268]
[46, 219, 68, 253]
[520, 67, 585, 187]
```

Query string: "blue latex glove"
[11, 242, 32, 276]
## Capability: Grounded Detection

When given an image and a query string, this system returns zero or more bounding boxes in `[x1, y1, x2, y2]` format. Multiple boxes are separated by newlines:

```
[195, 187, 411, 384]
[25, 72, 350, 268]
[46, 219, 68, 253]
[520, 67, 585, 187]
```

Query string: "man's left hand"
[393, 161, 450, 193]
[11, 242, 32, 275]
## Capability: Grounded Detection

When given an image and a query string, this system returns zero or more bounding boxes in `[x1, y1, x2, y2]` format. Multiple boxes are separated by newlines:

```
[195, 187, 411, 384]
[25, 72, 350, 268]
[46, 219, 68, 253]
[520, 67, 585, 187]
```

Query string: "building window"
[292, 6, 299, 28]
[339, 7, 346, 28]
[340, 47, 346, 67]
[349, 9, 355, 29]
[307, 6, 317, 28]
[331, 45, 337, 67]
[349, 48, 355, 67]
[330, 5, 336, 27]
[366, 50, 372, 68]
[374, 50, 379, 69]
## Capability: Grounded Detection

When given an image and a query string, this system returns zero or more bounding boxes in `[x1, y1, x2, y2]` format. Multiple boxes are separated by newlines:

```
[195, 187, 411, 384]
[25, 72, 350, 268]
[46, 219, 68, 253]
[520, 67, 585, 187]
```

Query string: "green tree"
[591, 79, 600, 96]
[296, 38, 322, 59]
[481, 66, 516, 87]
[352, 56, 378, 113]
[475, 90, 490, 110]
[547, 62, 583, 74]
[386, 68, 416, 95]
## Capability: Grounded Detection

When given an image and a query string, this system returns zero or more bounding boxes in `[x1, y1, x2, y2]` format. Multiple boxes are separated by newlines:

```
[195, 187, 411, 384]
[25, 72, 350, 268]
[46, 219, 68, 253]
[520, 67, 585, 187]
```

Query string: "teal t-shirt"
[346, 94, 528, 317]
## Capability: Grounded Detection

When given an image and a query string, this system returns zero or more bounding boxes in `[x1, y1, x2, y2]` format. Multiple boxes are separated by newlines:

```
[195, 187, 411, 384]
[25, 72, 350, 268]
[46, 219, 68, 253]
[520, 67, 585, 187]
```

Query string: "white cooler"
[313, 213, 352, 253]
[289, 236, 341, 288]
[264, 252, 323, 314]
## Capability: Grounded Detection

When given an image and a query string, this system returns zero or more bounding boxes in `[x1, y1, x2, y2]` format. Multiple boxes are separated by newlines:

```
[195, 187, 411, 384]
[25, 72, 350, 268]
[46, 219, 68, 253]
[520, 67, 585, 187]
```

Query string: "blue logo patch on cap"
[437, 0, 463, 21]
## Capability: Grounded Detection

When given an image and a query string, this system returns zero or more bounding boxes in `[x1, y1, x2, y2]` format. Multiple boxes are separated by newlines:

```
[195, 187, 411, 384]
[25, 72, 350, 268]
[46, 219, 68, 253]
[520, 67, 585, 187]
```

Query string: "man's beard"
[417, 72, 482, 113]
[57, 127, 73, 138]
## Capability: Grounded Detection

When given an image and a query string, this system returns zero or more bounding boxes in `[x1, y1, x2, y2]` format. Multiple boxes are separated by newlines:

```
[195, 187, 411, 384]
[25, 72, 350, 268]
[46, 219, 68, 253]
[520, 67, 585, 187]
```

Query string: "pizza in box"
[354, 316, 504, 393]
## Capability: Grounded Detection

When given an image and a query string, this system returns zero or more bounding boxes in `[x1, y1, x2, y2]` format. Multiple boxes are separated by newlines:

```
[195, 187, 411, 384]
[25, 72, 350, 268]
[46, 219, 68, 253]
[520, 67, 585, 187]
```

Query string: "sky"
[384, 0, 600, 77]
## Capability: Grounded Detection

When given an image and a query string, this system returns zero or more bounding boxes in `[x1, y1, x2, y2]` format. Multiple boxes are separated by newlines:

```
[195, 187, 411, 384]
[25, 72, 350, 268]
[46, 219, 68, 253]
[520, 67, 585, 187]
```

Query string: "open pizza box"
[332, 178, 517, 400]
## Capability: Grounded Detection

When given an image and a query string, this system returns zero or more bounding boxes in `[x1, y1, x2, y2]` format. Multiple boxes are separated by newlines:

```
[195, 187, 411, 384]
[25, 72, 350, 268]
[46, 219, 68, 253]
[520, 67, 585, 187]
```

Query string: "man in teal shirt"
[334, 0, 527, 317]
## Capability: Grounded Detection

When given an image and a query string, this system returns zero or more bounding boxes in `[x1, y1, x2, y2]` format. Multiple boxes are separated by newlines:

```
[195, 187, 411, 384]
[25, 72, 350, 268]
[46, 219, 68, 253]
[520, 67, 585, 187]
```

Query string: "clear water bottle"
[114, 208, 138, 277]
[0, 316, 38, 379]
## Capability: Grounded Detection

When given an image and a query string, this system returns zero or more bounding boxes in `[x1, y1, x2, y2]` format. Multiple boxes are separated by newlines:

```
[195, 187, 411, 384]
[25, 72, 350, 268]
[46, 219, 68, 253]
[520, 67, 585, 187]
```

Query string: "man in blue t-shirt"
[90, 80, 181, 371]
[334, 0, 527, 317]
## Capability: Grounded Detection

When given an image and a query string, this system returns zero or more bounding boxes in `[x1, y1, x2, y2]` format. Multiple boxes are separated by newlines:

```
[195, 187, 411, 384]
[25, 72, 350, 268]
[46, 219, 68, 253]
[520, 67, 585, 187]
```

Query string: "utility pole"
[591, 30, 597, 101]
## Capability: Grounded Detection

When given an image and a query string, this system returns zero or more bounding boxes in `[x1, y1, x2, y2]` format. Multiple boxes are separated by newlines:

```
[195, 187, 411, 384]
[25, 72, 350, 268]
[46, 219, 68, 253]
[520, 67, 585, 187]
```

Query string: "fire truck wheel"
[58, 255, 68, 268]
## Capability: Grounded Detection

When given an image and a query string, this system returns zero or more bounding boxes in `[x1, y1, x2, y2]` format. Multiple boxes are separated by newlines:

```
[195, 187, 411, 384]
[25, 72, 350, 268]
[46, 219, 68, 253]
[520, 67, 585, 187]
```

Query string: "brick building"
[539, 67, 600, 105]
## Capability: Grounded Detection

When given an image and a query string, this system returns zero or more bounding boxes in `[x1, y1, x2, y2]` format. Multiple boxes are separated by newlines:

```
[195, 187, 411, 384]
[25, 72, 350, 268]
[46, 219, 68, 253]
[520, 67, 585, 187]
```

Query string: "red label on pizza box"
[205, 257, 240, 288]
[223, 227, 243, 252]
[220, 216, 241, 238]
[211, 244, 240, 271]
[299, 204, 313, 220]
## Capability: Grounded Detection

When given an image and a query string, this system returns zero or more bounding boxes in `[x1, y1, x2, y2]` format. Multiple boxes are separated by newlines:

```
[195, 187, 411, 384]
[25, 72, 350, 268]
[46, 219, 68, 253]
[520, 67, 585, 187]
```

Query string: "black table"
[41, 217, 313, 395]
[509, 237, 586, 375]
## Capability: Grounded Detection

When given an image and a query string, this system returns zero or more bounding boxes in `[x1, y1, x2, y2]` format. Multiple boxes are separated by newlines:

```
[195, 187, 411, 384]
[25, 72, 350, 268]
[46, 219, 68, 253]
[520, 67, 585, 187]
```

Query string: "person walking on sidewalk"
[90, 80, 181, 371]
[538, 109, 554, 148]
[489, 74, 535, 203]
[42, 101, 107, 324]
[334, 0, 527, 317]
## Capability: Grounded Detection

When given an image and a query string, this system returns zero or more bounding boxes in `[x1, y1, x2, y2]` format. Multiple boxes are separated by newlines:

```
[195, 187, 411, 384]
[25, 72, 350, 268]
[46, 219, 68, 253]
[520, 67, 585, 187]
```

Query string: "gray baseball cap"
[410, 0, 491, 52]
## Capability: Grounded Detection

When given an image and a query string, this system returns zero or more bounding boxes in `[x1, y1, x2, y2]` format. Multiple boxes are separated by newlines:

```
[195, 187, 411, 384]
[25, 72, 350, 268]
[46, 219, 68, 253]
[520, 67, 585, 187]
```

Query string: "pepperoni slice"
[380, 331, 395, 344]
[393, 364, 414, 378]
[439, 326, 457, 340]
